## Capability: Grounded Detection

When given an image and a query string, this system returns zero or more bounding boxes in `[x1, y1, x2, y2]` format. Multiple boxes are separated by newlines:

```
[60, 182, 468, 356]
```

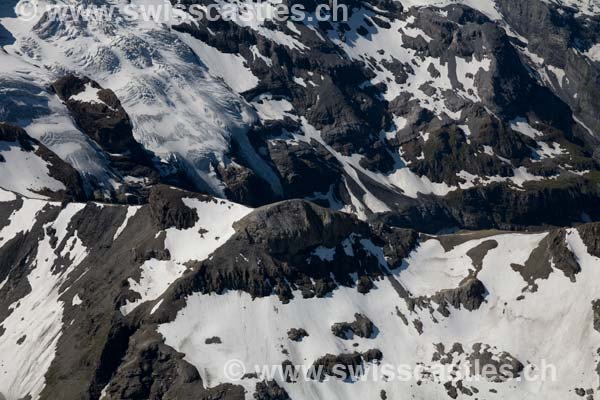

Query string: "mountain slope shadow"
[0, 1, 17, 47]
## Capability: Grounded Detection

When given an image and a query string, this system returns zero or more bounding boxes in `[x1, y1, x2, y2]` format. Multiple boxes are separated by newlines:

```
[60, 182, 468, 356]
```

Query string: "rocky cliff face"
[0, 0, 600, 399]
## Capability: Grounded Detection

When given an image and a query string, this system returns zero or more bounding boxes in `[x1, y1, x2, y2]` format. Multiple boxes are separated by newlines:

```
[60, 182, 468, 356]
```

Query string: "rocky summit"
[0, 0, 599, 399]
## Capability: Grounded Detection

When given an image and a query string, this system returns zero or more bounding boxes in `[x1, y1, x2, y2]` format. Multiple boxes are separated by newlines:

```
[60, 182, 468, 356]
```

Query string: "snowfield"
[159, 229, 600, 399]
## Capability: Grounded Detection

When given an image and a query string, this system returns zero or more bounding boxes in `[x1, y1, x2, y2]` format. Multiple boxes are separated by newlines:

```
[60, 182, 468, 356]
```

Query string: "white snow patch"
[403, 26, 433, 42]
[252, 96, 294, 121]
[293, 76, 307, 87]
[510, 118, 543, 139]
[400, 0, 503, 20]
[178, 32, 259, 93]
[547, 65, 566, 88]
[311, 246, 336, 262]
[164, 197, 252, 263]
[70, 83, 109, 107]
[388, 168, 454, 198]
[72, 294, 82, 306]
[455, 56, 492, 100]
[536, 141, 567, 159]
[585, 44, 600, 62]
[120, 259, 188, 315]
[113, 206, 142, 241]
[250, 45, 273, 67]
[0, 189, 17, 202]
[150, 299, 164, 315]
[0, 198, 48, 249]
[0, 143, 66, 199]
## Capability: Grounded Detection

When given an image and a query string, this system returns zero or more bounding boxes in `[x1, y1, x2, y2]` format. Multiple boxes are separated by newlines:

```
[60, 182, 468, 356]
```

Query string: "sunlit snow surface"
[0, 143, 66, 199]
[159, 230, 600, 399]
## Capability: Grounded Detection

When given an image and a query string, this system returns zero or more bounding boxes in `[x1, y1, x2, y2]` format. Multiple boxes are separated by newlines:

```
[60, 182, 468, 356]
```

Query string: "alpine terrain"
[0, 0, 600, 398]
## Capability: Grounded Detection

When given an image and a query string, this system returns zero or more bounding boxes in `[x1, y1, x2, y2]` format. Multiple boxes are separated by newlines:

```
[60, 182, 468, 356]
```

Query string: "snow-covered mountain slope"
[158, 227, 598, 400]
[0, 186, 599, 400]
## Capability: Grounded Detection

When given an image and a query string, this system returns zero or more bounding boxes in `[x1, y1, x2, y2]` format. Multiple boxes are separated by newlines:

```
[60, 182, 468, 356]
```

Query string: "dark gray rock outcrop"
[510, 227, 581, 292]
[254, 380, 291, 400]
[406, 277, 487, 318]
[287, 328, 309, 342]
[468, 343, 524, 382]
[593, 300, 600, 334]
[167, 200, 394, 302]
[578, 223, 600, 259]
[51, 75, 160, 202]
[148, 185, 199, 230]
[331, 313, 377, 339]
[308, 349, 383, 381]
